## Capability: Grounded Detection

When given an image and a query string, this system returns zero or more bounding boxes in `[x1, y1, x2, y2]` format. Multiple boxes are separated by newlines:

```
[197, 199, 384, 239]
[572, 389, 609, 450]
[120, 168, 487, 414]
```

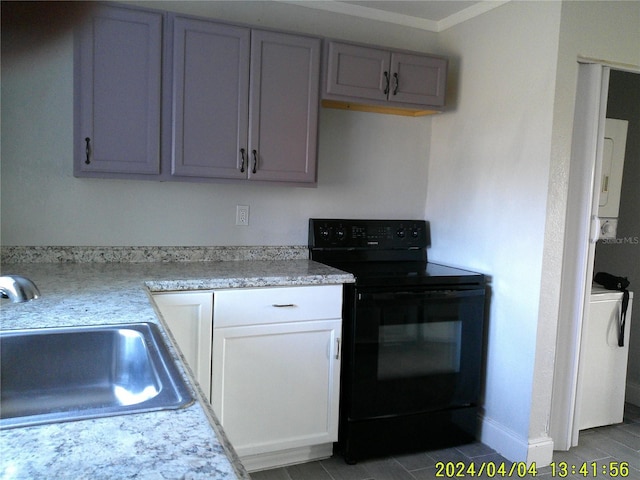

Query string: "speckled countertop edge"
[0, 258, 354, 480]
[0, 245, 309, 264]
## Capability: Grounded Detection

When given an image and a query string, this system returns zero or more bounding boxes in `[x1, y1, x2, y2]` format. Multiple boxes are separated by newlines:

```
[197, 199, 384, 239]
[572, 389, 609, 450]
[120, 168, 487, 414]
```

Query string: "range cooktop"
[308, 219, 485, 287]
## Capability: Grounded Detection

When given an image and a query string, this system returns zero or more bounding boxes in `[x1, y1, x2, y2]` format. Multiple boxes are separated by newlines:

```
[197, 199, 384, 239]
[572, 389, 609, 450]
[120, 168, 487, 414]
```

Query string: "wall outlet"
[236, 205, 249, 226]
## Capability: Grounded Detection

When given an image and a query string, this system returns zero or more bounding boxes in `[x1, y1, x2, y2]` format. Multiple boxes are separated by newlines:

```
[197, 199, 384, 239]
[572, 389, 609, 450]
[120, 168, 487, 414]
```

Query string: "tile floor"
[251, 404, 640, 479]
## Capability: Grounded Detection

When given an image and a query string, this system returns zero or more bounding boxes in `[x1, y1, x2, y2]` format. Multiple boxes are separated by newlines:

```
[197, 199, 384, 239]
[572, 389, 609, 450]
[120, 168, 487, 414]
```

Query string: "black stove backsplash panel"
[309, 219, 430, 250]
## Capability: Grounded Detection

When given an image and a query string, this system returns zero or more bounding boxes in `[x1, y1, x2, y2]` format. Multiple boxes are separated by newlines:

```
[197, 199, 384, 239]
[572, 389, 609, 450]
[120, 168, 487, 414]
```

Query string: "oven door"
[345, 286, 485, 420]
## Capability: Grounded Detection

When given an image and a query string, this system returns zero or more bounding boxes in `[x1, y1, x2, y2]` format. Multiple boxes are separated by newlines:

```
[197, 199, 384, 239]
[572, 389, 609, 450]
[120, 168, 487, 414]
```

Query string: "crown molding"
[438, 1, 510, 31]
[276, 1, 510, 33]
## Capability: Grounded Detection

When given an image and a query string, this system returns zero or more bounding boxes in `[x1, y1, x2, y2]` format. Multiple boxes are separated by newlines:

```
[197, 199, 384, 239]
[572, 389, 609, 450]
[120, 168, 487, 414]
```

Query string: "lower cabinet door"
[212, 319, 341, 457]
[152, 291, 213, 401]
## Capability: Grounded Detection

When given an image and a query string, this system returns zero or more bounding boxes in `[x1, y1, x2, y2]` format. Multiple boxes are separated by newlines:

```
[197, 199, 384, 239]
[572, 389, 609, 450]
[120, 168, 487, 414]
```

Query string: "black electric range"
[309, 218, 487, 463]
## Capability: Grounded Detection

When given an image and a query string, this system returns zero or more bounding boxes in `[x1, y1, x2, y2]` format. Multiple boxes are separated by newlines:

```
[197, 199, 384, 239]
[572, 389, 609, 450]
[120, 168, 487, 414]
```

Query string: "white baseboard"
[480, 415, 554, 467]
[526, 436, 555, 467]
[241, 443, 333, 473]
[626, 380, 640, 406]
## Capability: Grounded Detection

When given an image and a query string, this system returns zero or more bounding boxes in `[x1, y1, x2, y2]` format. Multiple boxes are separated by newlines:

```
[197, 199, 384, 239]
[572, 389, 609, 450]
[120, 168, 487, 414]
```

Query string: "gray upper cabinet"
[75, 5, 320, 185]
[171, 17, 250, 180]
[323, 41, 447, 113]
[74, 4, 163, 178]
[248, 30, 320, 184]
[171, 17, 320, 184]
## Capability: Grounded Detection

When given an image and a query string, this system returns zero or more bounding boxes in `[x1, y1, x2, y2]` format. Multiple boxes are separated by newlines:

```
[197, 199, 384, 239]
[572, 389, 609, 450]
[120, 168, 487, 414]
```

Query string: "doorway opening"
[550, 63, 640, 451]
[593, 69, 640, 409]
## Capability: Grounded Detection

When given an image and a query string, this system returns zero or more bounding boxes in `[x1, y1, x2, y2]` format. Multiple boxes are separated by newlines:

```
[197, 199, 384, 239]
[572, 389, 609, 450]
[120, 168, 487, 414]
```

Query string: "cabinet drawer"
[213, 285, 342, 328]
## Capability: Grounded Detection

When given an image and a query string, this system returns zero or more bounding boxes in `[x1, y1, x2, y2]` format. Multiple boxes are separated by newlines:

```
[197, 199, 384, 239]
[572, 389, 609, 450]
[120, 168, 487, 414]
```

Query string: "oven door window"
[349, 288, 485, 420]
[378, 320, 462, 379]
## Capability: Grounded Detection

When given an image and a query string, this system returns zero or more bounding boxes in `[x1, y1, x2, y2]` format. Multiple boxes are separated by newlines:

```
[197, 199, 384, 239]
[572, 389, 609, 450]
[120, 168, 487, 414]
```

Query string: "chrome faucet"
[0, 275, 40, 303]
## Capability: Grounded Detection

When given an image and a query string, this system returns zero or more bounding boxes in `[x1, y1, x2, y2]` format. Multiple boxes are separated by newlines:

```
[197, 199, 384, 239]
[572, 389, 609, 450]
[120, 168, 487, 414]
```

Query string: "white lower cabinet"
[211, 285, 343, 472]
[152, 291, 213, 402]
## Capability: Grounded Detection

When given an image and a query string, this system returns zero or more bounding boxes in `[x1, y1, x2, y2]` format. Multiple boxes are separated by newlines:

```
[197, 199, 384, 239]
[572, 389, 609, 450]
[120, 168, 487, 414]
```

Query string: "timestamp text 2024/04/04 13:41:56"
[434, 460, 631, 477]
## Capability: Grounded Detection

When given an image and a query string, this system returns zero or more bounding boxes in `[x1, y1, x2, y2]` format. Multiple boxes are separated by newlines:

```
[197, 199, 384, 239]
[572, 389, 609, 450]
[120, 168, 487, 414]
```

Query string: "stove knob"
[396, 228, 406, 238]
[319, 226, 330, 240]
[411, 227, 420, 238]
[336, 227, 346, 241]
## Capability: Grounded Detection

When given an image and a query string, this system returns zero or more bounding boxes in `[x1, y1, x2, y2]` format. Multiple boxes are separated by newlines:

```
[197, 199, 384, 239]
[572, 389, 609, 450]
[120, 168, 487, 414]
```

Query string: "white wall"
[426, 1, 562, 463]
[0, 1, 436, 247]
[426, 0, 640, 463]
[425, 0, 640, 463]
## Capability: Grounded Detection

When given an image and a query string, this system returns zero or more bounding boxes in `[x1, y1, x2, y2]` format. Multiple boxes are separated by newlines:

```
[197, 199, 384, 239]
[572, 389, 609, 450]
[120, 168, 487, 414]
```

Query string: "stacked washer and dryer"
[577, 118, 634, 430]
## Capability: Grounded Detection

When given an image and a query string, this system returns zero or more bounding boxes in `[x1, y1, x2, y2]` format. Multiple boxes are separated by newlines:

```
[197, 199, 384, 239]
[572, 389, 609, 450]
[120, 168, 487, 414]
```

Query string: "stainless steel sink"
[0, 323, 193, 429]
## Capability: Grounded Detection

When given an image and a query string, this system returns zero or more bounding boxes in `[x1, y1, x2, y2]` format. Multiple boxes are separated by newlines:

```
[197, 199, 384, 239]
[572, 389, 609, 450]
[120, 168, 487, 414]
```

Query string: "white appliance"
[577, 285, 633, 430]
[598, 118, 628, 240]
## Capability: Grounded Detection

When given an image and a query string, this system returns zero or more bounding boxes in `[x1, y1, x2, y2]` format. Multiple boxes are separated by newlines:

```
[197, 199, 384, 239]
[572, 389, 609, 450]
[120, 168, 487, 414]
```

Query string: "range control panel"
[309, 219, 429, 249]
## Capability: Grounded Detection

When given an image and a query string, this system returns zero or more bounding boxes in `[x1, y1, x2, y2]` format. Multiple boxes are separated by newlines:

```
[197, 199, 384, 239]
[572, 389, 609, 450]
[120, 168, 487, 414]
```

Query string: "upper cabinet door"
[325, 42, 390, 101]
[389, 53, 447, 107]
[75, 5, 163, 177]
[171, 17, 250, 179]
[248, 31, 321, 184]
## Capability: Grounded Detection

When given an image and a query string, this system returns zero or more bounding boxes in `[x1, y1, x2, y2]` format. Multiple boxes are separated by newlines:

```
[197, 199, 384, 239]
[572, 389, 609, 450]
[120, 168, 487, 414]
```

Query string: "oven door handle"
[360, 289, 484, 302]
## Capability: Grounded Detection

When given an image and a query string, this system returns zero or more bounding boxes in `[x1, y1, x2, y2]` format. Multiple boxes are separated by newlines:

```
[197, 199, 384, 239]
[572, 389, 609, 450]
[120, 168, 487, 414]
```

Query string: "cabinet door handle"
[84, 137, 91, 164]
[272, 303, 296, 308]
[239, 148, 246, 173]
[335, 338, 341, 360]
[383, 71, 390, 95]
[252, 149, 258, 174]
[393, 72, 399, 95]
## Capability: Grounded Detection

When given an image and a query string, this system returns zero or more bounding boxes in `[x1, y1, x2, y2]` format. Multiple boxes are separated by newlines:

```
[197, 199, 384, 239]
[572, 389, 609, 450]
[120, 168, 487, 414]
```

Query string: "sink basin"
[0, 323, 193, 429]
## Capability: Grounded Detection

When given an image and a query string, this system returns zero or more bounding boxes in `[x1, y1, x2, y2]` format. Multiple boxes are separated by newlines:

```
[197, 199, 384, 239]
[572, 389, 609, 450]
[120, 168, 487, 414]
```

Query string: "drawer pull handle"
[272, 303, 296, 308]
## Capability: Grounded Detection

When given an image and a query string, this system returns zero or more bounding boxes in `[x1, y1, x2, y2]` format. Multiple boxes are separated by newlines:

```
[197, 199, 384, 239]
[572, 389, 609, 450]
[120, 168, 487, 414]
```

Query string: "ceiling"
[280, 1, 509, 32]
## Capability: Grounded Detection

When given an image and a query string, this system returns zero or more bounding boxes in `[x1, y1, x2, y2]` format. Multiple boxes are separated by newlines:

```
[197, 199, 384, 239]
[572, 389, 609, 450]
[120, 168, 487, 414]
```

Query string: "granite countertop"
[0, 259, 354, 480]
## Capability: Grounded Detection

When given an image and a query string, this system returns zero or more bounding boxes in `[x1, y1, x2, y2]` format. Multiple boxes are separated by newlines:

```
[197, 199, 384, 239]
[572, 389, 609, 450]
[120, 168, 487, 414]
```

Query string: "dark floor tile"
[620, 422, 640, 438]
[553, 448, 597, 466]
[624, 403, 640, 422]
[566, 433, 613, 462]
[596, 437, 638, 464]
[454, 442, 497, 459]
[358, 457, 415, 480]
[393, 451, 435, 471]
[423, 446, 468, 464]
[251, 467, 292, 480]
[607, 424, 640, 449]
[286, 461, 334, 480]
[319, 456, 373, 480]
